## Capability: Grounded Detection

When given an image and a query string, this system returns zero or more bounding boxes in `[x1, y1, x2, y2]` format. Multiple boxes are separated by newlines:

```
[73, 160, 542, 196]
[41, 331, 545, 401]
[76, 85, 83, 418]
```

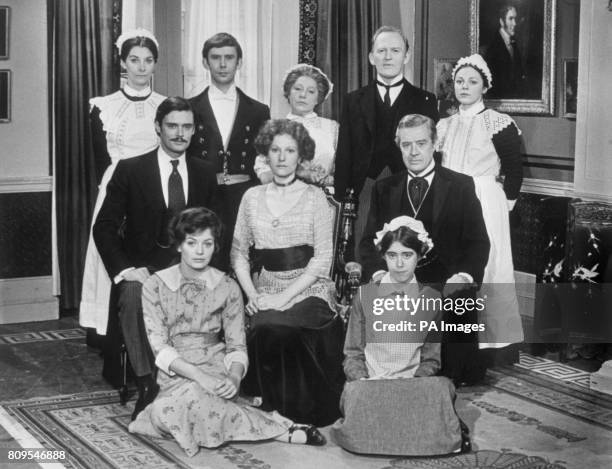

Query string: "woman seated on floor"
[128, 207, 325, 456]
[231, 119, 345, 427]
[331, 216, 470, 456]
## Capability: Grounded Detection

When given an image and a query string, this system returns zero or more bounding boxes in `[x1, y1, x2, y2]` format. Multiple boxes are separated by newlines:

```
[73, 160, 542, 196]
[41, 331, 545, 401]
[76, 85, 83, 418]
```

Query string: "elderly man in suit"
[94, 97, 218, 420]
[359, 114, 490, 385]
[187, 32, 270, 270]
[333, 26, 439, 261]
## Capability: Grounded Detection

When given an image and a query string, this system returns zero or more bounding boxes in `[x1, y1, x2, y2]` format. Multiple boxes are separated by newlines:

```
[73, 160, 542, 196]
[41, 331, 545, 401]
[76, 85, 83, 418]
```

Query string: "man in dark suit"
[94, 97, 217, 420]
[484, 4, 526, 99]
[359, 114, 490, 384]
[333, 26, 439, 261]
[187, 32, 270, 269]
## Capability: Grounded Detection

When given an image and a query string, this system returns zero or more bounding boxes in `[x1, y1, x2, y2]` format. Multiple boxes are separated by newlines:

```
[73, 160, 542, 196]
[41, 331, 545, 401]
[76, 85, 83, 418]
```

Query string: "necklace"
[273, 176, 297, 187]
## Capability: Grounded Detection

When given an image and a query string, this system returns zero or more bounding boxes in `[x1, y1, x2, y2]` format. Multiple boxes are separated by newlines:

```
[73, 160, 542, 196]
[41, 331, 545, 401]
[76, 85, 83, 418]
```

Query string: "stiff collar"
[376, 73, 404, 87]
[157, 146, 186, 165]
[287, 111, 317, 121]
[123, 84, 152, 98]
[459, 100, 485, 117]
[209, 83, 237, 101]
[499, 27, 513, 47]
[407, 160, 435, 178]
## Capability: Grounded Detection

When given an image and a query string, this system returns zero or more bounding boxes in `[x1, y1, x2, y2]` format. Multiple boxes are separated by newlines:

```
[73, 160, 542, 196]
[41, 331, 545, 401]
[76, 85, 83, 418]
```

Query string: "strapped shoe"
[288, 424, 326, 446]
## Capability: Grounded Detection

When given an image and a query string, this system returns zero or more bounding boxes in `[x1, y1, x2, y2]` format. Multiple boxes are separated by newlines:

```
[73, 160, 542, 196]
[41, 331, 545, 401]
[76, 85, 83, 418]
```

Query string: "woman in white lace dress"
[436, 54, 523, 352]
[254, 64, 338, 190]
[80, 29, 165, 334]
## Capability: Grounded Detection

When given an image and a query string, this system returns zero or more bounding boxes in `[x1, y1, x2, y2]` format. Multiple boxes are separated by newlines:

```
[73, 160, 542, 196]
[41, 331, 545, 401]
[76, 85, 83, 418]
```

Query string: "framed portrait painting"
[470, 0, 556, 115]
[0, 69, 10, 122]
[0, 6, 8, 60]
[562, 58, 577, 118]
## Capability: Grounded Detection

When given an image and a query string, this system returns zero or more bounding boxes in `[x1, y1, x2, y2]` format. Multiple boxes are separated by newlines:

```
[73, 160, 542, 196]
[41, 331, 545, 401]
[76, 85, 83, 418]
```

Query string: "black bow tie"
[377, 80, 404, 107]
[408, 168, 435, 209]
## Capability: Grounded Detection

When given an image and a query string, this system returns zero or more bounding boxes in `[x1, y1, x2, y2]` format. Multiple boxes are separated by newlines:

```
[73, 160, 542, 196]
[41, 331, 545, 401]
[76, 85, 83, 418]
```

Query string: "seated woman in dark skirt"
[331, 216, 470, 455]
[230, 119, 345, 427]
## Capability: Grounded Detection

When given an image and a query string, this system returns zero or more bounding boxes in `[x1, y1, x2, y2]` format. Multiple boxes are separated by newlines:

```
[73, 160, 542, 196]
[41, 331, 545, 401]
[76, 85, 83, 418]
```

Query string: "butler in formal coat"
[333, 26, 439, 261]
[484, 4, 526, 99]
[187, 32, 270, 270]
[94, 97, 218, 420]
[359, 114, 490, 385]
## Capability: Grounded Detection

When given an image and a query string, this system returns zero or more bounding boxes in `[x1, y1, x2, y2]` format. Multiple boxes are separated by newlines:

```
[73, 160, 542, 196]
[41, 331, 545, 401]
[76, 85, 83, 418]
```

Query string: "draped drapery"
[50, 0, 120, 310]
[315, 0, 381, 120]
[182, 0, 299, 117]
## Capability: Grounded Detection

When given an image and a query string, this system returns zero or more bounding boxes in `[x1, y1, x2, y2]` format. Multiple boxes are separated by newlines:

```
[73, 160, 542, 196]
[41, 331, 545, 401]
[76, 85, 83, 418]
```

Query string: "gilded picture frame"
[470, 0, 556, 115]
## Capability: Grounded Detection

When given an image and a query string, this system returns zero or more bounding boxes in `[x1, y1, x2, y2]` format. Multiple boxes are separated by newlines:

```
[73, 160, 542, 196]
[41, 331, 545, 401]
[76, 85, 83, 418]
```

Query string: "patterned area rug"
[1, 355, 611, 469]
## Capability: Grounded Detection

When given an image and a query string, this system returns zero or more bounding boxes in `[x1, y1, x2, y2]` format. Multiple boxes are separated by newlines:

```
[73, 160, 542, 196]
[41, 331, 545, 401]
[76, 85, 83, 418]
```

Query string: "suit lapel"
[185, 157, 200, 205]
[229, 89, 249, 146]
[390, 174, 408, 219]
[431, 168, 450, 238]
[200, 88, 224, 150]
[137, 151, 165, 210]
[359, 83, 378, 135]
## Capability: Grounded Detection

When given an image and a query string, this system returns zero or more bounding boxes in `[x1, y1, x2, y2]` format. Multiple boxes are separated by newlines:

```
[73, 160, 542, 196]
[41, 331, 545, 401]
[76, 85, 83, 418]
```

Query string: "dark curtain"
[315, 0, 381, 120]
[49, 0, 120, 311]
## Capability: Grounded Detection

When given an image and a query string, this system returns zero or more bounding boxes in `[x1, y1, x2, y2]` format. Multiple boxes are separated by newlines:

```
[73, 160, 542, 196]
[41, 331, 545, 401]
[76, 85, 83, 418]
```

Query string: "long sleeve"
[491, 121, 523, 200]
[90, 105, 111, 185]
[230, 190, 254, 275]
[141, 276, 180, 375]
[221, 280, 249, 377]
[343, 290, 369, 381]
[93, 160, 132, 277]
[305, 189, 334, 278]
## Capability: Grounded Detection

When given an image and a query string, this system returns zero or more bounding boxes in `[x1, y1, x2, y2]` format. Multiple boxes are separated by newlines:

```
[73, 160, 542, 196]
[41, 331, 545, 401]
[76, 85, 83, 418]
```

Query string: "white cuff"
[155, 346, 181, 376]
[223, 350, 249, 378]
[114, 267, 135, 284]
[507, 199, 517, 211]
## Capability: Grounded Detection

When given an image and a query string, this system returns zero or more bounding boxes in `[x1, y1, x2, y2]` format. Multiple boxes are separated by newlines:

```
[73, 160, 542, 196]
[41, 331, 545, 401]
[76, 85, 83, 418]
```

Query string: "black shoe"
[131, 381, 159, 421]
[288, 424, 326, 446]
[459, 419, 471, 453]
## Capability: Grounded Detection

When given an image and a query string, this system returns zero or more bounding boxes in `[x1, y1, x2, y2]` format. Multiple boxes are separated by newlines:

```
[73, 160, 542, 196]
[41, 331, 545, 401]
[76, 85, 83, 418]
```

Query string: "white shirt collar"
[157, 145, 185, 164]
[407, 160, 435, 178]
[209, 83, 237, 101]
[123, 84, 152, 98]
[499, 27, 513, 47]
[459, 100, 485, 117]
[376, 73, 404, 86]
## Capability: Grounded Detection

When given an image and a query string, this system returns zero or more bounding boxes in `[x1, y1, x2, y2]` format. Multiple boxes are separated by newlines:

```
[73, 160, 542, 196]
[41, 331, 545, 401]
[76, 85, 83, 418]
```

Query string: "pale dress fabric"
[331, 275, 462, 456]
[253, 112, 339, 188]
[128, 265, 292, 457]
[80, 86, 165, 334]
[231, 183, 337, 310]
[437, 103, 524, 347]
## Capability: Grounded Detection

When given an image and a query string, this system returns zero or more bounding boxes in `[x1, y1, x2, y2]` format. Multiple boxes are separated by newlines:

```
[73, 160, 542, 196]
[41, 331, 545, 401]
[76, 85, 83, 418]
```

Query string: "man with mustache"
[94, 97, 218, 420]
[188, 33, 270, 270]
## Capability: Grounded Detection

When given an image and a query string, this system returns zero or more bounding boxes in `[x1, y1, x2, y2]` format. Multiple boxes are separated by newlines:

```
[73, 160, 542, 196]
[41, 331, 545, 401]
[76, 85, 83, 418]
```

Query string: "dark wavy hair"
[201, 32, 243, 60]
[169, 207, 224, 251]
[377, 226, 429, 258]
[254, 119, 316, 162]
[155, 97, 193, 126]
[120, 36, 159, 62]
[283, 65, 331, 106]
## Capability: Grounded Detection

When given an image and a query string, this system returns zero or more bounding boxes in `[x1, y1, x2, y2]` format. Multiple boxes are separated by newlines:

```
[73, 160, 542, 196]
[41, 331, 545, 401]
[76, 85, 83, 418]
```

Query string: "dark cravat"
[376, 80, 404, 107]
[408, 167, 435, 209]
[168, 160, 186, 214]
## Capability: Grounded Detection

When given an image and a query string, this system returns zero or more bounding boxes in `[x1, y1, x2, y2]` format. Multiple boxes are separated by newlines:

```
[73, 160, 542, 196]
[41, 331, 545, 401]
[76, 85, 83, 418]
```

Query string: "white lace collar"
[156, 265, 224, 292]
[459, 100, 485, 117]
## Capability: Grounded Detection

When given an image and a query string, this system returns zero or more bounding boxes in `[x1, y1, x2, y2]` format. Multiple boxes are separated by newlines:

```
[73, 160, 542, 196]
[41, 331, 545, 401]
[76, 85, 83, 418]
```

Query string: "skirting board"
[0, 276, 58, 324]
[515, 271, 536, 319]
